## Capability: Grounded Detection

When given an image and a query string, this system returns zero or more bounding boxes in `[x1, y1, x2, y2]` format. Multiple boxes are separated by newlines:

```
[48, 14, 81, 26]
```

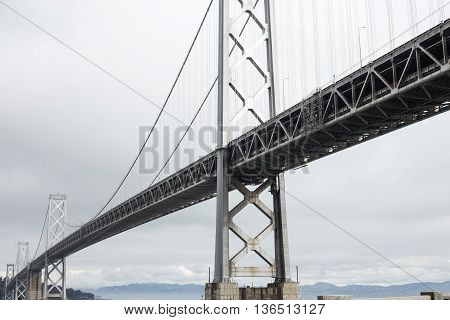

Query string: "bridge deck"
[9, 19, 450, 286]
[229, 19, 450, 180]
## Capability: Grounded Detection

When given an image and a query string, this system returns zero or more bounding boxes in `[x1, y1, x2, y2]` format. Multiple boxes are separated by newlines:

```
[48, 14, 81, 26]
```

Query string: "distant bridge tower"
[206, 0, 300, 300]
[4, 264, 14, 300]
[44, 194, 67, 300]
[15, 242, 30, 300]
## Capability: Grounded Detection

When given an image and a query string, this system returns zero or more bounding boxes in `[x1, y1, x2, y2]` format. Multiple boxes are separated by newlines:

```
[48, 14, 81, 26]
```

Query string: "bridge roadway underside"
[9, 19, 450, 288]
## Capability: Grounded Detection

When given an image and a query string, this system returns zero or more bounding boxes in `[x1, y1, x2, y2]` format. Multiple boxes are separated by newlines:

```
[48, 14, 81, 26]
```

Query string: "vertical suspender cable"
[407, 0, 419, 37]
[365, 0, 376, 61]
[428, 0, 436, 26]
[386, 0, 394, 50]
[338, 2, 348, 74]
[298, 0, 307, 97]
[437, 0, 445, 22]
[312, 0, 320, 88]
[326, 0, 336, 81]
[345, 0, 355, 71]
[286, 0, 296, 110]
[31, 204, 49, 261]
[90, 0, 215, 221]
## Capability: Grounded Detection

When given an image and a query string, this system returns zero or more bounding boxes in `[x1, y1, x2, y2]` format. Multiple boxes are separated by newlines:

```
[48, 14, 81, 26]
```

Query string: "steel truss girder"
[228, 19, 450, 177]
[12, 153, 219, 283]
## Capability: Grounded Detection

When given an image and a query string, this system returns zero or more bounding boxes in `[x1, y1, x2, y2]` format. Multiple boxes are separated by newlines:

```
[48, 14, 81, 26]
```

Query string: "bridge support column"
[207, 175, 300, 300]
[15, 275, 27, 300]
[43, 194, 67, 300]
[4, 264, 14, 300]
[27, 270, 42, 300]
[44, 258, 66, 300]
[5, 289, 14, 300]
[209, 0, 239, 300]
[271, 174, 301, 300]
[208, 0, 299, 300]
[14, 241, 31, 300]
[272, 174, 290, 282]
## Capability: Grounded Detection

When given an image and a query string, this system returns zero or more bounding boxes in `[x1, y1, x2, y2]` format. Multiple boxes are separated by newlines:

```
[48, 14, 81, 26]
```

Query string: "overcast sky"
[1, 0, 449, 290]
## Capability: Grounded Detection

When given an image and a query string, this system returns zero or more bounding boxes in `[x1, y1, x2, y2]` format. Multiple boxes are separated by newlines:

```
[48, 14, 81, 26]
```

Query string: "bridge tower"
[4, 264, 14, 300]
[43, 194, 67, 300]
[206, 0, 300, 300]
[15, 242, 30, 300]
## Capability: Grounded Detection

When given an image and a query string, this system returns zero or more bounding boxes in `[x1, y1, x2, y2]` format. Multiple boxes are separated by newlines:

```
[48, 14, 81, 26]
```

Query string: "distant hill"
[80, 281, 450, 300]
[86, 283, 204, 300]
[301, 281, 450, 300]
[67, 288, 95, 300]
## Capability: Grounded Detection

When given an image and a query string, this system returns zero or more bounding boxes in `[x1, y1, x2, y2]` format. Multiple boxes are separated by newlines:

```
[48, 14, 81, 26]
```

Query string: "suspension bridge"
[2, 0, 450, 300]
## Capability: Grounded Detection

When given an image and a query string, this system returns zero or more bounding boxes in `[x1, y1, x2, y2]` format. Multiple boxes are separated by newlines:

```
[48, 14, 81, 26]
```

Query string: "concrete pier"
[27, 270, 42, 300]
[421, 292, 445, 300]
[205, 282, 300, 300]
[205, 282, 239, 300]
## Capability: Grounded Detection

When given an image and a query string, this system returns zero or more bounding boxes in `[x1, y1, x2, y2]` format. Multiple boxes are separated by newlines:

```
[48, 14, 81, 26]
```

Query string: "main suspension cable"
[149, 77, 218, 188]
[89, 0, 215, 223]
[31, 202, 49, 262]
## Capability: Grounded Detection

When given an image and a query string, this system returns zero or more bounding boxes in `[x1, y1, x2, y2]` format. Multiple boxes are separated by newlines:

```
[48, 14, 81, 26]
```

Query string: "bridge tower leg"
[15, 242, 30, 300]
[206, 0, 300, 300]
[43, 194, 67, 300]
[15, 276, 28, 300]
[4, 264, 14, 300]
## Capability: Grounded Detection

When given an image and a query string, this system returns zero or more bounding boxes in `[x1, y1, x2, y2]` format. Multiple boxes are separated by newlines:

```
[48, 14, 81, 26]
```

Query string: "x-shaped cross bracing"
[44, 195, 67, 299]
[229, 0, 272, 125]
[48, 199, 66, 247]
[229, 177, 276, 277]
[15, 278, 27, 300]
[45, 260, 65, 297]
